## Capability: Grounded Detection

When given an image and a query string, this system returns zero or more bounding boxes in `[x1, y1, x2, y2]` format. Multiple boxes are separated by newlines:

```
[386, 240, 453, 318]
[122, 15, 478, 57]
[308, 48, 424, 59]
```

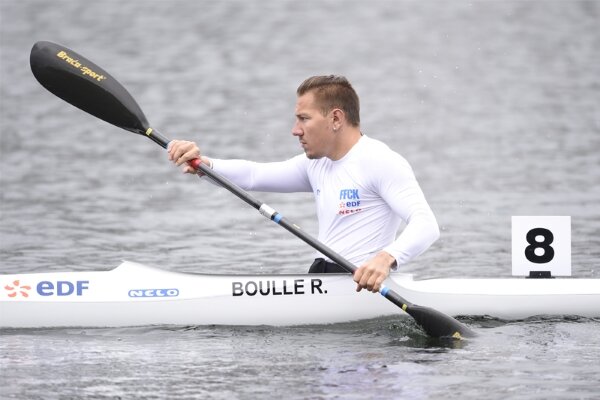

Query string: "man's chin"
[304, 152, 323, 160]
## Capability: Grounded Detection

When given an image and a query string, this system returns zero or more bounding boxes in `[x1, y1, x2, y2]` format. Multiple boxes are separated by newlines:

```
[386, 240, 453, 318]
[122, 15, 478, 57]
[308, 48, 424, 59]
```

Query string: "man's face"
[292, 92, 335, 159]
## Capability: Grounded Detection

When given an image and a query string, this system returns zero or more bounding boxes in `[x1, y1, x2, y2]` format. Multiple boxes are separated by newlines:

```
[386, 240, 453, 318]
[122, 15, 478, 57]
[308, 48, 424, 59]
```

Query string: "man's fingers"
[366, 274, 379, 293]
[168, 141, 200, 165]
[369, 275, 387, 293]
[167, 140, 184, 159]
[175, 150, 192, 166]
[353, 267, 364, 283]
[353, 268, 365, 292]
[354, 267, 373, 292]
[354, 265, 390, 293]
[352, 253, 393, 293]
[181, 165, 196, 174]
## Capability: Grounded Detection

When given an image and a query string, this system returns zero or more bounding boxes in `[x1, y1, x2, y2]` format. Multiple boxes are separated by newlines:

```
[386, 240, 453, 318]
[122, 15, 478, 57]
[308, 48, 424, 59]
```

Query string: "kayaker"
[168, 75, 440, 293]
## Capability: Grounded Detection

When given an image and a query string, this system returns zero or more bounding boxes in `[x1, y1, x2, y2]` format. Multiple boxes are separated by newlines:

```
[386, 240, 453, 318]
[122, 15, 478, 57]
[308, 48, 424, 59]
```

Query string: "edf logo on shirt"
[339, 189, 360, 200]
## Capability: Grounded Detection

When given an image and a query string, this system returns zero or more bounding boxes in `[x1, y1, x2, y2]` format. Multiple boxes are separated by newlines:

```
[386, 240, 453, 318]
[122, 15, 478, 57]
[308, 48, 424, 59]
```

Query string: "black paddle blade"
[30, 41, 150, 135]
[383, 286, 476, 339]
[405, 304, 476, 339]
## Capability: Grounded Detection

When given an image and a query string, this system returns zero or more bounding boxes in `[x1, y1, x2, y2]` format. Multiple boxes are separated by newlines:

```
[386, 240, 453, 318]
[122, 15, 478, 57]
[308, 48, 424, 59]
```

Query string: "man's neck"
[329, 127, 363, 161]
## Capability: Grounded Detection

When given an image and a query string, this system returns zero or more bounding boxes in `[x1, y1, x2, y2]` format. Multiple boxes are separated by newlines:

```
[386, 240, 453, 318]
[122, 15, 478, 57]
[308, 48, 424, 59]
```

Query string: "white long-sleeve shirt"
[210, 135, 439, 267]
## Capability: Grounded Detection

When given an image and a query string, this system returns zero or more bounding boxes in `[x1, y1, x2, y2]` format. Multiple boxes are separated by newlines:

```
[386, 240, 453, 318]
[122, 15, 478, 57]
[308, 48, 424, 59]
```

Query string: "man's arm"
[167, 140, 312, 193]
[354, 154, 439, 292]
[211, 157, 312, 193]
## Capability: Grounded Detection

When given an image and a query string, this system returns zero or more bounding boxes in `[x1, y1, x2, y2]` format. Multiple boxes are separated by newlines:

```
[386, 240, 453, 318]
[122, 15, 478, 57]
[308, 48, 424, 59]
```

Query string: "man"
[168, 75, 440, 293]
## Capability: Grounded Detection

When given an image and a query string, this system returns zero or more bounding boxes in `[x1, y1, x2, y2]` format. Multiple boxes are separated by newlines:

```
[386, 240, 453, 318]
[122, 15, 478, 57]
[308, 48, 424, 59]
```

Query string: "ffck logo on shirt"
[338, 189, 362, 215]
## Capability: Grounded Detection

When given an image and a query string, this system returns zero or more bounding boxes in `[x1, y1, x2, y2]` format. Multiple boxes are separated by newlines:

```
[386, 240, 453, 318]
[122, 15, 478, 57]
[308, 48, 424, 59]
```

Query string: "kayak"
[1, 261, 599, 328]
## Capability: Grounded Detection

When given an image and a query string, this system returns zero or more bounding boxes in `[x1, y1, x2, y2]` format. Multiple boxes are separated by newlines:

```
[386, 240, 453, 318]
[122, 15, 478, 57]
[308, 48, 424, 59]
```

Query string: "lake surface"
[1, 1, 599, 399]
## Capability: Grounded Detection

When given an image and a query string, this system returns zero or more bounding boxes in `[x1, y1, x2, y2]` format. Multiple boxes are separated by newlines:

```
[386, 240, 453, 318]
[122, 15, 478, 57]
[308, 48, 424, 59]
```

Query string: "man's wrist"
[378, 251, 397, 270]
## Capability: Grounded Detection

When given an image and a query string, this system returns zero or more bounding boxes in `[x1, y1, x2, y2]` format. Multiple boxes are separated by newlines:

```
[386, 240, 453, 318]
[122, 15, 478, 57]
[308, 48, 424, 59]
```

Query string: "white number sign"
[511, 216, 571, 276]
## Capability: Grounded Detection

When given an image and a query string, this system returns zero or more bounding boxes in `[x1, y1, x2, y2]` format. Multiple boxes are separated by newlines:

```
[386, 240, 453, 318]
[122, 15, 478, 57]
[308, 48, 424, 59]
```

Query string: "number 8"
[525, 228, 555, 264]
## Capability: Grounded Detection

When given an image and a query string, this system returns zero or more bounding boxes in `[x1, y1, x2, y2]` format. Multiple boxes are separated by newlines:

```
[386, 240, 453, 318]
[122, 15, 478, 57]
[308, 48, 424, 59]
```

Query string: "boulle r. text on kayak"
[232, 278, 326, 297]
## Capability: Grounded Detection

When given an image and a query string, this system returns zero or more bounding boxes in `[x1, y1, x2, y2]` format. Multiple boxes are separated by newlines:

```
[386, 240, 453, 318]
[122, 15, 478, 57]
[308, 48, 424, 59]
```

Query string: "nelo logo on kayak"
[128, 288, 180, 298]
[232, 278, 326, 297]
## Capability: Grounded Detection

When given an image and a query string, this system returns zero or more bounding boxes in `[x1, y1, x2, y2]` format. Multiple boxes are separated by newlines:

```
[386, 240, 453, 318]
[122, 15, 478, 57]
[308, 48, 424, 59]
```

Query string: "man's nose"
[292, 122, 302, 136]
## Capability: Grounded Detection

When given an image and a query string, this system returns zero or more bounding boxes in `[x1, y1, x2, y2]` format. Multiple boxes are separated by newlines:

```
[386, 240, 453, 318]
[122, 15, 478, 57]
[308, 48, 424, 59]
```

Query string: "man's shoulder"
[359, 136, 407, 164]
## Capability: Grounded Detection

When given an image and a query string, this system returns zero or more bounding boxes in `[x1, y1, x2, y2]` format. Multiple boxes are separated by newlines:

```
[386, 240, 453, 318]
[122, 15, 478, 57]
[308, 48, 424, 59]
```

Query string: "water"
[1, 0, 599, 398]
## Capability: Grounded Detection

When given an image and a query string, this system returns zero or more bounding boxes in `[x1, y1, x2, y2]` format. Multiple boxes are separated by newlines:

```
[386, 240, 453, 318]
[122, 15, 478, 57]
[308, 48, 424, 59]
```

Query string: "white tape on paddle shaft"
[259, 204, 277, 220]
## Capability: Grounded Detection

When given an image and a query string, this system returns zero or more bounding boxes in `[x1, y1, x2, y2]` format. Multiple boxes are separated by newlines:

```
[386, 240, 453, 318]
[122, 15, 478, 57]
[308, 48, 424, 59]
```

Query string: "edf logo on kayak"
[37, 280, 90, 296]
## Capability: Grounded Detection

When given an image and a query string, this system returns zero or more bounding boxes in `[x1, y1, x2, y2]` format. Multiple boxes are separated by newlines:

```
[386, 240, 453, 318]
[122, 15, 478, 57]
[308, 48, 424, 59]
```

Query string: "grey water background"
[1, 0, 599, 399]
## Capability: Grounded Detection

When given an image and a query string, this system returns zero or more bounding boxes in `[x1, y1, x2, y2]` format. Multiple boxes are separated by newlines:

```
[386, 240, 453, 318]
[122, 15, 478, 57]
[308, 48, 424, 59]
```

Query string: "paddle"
[29, 40, 475, 339]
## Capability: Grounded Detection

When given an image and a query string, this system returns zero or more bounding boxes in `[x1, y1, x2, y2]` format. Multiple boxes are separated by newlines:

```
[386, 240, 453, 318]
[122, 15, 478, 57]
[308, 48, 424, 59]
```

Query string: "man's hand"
[167, 140, 204, 174]
[353, 251, 396, 293]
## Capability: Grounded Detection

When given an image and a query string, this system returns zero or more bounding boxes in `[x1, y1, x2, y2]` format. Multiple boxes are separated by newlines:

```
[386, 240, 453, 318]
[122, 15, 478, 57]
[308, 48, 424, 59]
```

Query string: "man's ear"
[331, 108, 344, 131]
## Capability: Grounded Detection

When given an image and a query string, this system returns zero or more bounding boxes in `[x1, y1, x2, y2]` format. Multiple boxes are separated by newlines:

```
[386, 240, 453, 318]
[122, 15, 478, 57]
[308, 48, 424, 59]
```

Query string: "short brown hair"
[297, 75, 360, 127]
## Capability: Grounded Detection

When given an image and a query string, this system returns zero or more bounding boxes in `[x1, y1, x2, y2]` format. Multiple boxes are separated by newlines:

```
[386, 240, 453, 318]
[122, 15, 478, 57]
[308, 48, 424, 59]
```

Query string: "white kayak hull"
[1, 261, 599, 328]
